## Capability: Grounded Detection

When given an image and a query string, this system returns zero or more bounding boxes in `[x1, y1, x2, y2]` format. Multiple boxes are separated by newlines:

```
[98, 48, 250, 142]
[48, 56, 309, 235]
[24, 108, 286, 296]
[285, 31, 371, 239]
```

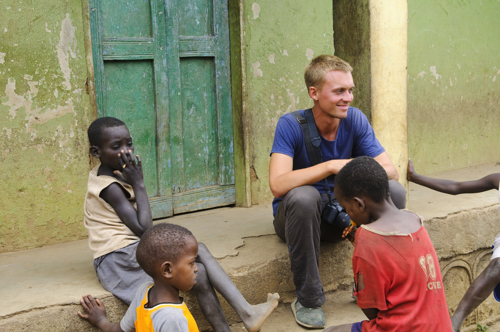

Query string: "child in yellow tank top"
[134, 284, 198, 332]
[78, 223, 200, 332]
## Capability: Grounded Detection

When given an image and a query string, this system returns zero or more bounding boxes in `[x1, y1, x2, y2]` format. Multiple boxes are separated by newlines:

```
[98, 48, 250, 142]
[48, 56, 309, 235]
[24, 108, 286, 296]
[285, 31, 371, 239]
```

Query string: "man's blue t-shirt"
[270, 107, 385, 215]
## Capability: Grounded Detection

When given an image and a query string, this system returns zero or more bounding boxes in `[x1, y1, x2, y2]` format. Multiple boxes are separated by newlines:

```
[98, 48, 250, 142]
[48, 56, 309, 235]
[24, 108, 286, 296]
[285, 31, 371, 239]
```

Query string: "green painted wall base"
[0, 0, 93, 252]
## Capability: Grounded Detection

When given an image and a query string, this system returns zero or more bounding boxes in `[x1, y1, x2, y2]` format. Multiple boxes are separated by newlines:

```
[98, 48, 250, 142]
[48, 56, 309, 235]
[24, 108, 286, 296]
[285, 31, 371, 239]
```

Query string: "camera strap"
[291, 109, 334, 203]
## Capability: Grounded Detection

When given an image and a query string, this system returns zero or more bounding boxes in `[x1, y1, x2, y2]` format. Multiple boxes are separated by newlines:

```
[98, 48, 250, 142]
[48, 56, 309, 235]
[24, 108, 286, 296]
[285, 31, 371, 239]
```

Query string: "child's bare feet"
[242, 293, 280, 332]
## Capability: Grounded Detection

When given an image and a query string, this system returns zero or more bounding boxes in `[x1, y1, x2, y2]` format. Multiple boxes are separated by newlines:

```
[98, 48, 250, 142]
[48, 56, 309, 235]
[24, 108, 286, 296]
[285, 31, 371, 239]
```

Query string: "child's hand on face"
[342, 225, 357, 245]
[78, 295, 107, 327]
[114, 150, 145, 187]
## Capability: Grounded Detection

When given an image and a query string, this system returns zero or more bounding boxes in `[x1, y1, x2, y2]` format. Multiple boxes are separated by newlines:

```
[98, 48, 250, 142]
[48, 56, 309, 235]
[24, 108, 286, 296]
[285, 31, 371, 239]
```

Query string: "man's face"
[310, 70, 355, 119]
[170, 235, 199, 292]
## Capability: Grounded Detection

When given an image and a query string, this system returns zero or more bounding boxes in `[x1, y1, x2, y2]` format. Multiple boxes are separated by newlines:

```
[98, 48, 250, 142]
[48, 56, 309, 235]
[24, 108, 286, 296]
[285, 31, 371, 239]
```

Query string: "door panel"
[100, 0, 152, 38]
[89, 0, 234, 218]
[179, 58, 218, 190]
[90, 0, 172, 218]
[102, 61, 158, 197]
[165, 0, 234, 214]
[178, 0, 213, 36]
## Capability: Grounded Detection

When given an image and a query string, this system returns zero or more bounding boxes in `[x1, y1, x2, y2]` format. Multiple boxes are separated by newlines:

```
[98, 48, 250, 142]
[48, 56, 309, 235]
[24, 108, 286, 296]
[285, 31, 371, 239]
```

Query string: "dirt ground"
[227, 290, 500, 332]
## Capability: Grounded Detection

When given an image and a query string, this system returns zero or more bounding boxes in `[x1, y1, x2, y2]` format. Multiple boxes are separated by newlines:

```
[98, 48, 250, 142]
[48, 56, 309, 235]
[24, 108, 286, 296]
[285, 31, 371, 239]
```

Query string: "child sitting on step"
[83, 117, 279, 332]
[322, 157, 452, 332]
[408, 159, 500, 332]
[79, 223, 201, 331]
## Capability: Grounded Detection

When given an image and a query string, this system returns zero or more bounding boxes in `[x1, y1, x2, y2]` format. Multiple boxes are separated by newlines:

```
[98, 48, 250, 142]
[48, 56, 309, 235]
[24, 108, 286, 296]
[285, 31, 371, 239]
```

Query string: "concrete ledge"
[2, 163, 500, 331]
[426, 205, 498, 259]
[0, 296, 126, 332]
[206, 236, 354, 329]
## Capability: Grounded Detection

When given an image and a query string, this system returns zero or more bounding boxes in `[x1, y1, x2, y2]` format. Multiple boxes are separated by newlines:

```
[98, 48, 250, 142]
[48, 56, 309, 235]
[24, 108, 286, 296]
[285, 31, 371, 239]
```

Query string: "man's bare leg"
[322, 324, 353, 332]
[451, 258, 500, 332]
[197, 243, 280, 332]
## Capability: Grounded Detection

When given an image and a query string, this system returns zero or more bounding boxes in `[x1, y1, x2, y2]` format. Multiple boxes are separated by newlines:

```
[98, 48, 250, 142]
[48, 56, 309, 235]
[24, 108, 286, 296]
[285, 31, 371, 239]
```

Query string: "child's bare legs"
[451, 258, 500, 332]
[322, 324, 353, 332]
[192, 263, 231, 332]
[196, 242, 279, 332]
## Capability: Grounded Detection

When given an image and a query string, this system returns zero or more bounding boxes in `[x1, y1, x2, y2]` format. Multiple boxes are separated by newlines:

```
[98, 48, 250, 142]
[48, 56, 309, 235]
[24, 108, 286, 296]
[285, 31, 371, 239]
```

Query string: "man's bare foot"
[242, 293, 280, 332]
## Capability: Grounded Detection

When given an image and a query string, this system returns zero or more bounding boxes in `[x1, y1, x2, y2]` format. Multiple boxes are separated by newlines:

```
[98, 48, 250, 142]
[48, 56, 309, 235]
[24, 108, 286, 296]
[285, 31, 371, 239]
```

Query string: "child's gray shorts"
[94, 241, 152, 305]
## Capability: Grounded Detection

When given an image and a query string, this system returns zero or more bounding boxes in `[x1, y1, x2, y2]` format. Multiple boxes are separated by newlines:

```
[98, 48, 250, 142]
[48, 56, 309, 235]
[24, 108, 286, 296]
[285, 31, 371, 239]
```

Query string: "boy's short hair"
[87, 117, 126, 147]
[304, 54, 353, 91]
[136, 223, 194, 277]
[335, 156, 389, 203]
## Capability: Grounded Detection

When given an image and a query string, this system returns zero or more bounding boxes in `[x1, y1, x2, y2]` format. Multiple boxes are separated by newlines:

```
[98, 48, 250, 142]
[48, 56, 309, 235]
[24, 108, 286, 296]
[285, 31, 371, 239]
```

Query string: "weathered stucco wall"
[333, 0, 371, 120]
[369, 0, 408, 184]
[0, 0, 92, 252]
[333, 0, 408, 188]
[241, 0, 334, 205]
[408, 0, 500, 174]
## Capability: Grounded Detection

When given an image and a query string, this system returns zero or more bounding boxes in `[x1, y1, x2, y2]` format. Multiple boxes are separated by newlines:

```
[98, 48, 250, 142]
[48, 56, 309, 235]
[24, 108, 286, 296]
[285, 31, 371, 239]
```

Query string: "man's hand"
[269, 153, 350, 198]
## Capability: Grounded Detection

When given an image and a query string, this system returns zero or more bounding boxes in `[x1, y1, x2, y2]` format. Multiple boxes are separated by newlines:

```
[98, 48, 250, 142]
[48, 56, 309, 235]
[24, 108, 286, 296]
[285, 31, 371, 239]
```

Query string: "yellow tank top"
[135, 285, 199, 332]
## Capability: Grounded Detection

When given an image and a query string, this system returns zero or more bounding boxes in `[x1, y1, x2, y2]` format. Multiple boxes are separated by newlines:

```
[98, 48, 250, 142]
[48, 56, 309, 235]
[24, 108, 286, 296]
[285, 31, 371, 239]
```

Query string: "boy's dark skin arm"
[100, 150, 152, 237]
[321, 308, 378, 332]
[356, 273, 379, 320]
[361, 308, 379, 320]
[407, 159, 500, 194]
[321, 269, 379, 332]
[408, 159, 500, 332]
[78, 295, 123, 332]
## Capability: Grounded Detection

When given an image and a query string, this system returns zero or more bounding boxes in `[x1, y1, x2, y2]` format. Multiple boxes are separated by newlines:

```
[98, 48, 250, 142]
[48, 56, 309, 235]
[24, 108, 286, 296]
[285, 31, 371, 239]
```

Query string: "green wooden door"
[89, 0, 234, 218]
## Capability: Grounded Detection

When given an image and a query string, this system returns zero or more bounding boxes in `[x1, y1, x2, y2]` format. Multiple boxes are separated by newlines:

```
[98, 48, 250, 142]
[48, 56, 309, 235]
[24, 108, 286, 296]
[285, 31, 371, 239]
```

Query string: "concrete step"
[256, 290, 364, 332]
[1, 162, 500, 331]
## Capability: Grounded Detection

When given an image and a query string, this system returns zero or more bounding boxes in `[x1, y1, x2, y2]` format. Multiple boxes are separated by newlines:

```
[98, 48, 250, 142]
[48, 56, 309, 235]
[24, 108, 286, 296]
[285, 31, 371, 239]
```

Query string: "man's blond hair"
[304, 55, 353, 90]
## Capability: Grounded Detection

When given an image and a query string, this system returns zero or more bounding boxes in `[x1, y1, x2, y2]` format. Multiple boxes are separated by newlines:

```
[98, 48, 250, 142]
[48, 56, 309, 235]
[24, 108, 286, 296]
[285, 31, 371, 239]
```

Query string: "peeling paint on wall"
[252, 61, 263, 77]
[429, 66, 441, 80]
[252, 3, 260, 20]
[57, 14, 77, 91]
[493, 69, 500, 82]
[0, 3, 93, 253]
[408, 0, 500, 174]
[4, 77, 40, 121]
[243, 0, 334, 204]
[305, 48, 314, 61]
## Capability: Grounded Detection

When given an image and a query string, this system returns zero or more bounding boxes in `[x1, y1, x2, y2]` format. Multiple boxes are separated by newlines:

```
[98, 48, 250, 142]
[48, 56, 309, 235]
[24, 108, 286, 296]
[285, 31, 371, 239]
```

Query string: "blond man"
[269, 55, 405, 329]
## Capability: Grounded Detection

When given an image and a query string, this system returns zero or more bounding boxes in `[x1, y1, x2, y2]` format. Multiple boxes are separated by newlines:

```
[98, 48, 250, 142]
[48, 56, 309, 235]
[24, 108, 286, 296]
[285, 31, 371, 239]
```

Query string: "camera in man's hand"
[322, 200, 351, 230]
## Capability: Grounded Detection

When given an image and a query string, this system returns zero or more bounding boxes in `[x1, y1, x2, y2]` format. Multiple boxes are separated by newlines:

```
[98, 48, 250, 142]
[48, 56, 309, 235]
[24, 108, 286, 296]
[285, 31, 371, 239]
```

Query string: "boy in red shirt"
[322, 157, 452, 332]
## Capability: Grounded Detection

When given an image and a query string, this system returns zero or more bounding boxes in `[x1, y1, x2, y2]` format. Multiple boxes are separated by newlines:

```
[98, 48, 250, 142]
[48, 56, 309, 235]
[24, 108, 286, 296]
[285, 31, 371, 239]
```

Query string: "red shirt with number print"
[352, 219, 452, 332]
